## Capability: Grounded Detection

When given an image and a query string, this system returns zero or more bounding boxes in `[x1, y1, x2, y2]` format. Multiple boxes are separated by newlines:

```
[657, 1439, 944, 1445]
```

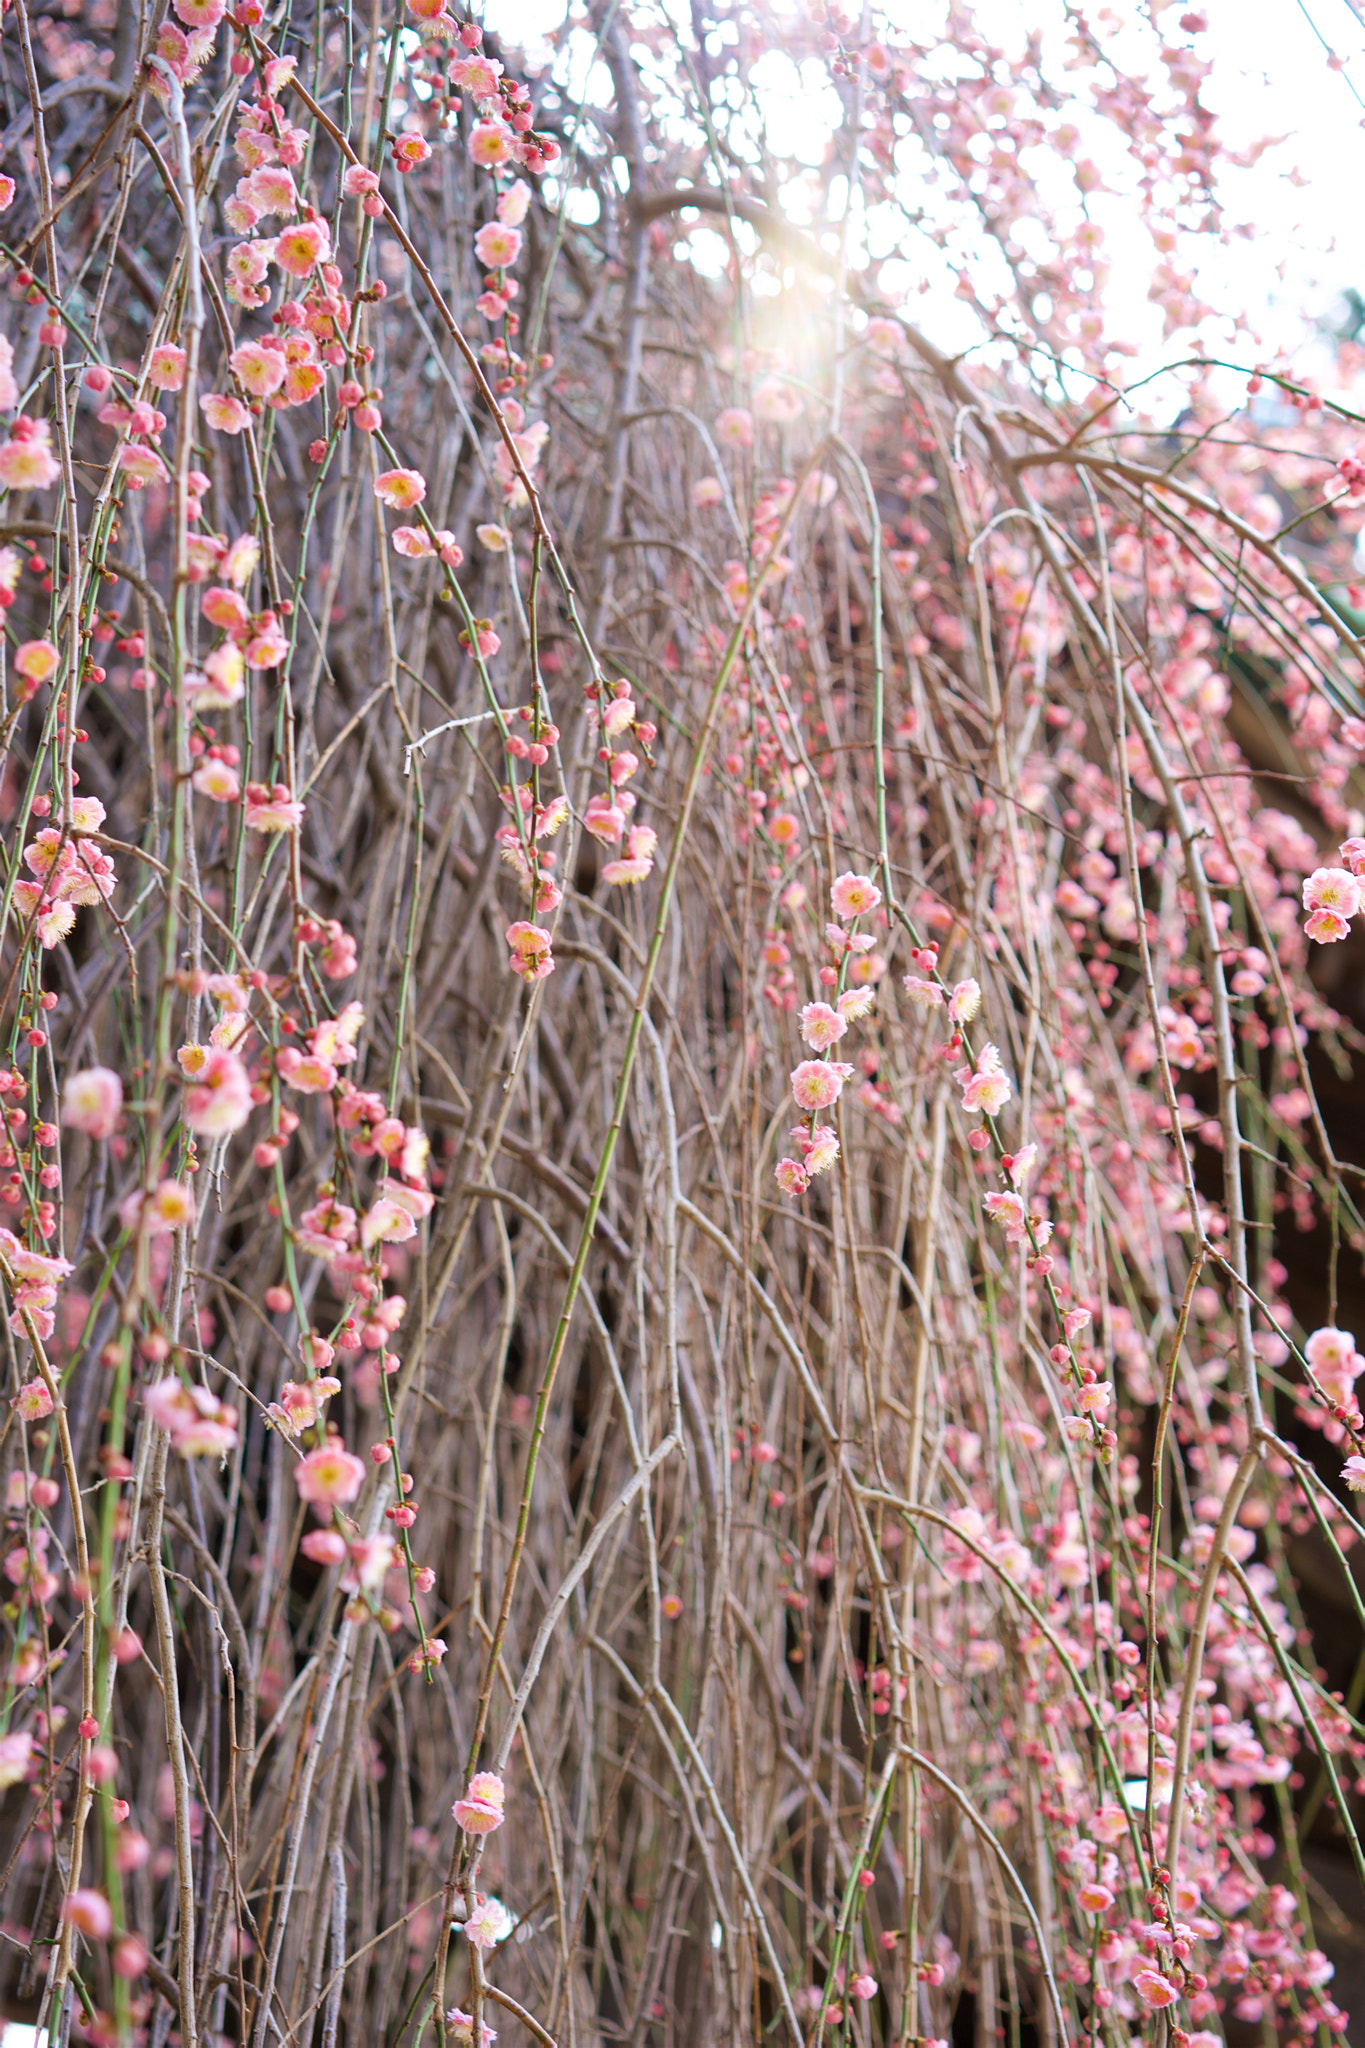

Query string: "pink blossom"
[1076, 1880, 1114, 1912]
[143, 1378, 238, 1457]
[715, 407, 754, 448]
[1341, 1456, 1365, 1492]
[1132, 1968, 1179, 2009]
[182, 1047, 252, 1136]
[505, 920, 554, 982]
[343, 165, 381, 197]
[12, 1380, 53, 1421]
[790, 1060, 855, 1112]
[0, 1731, 32, 1787]
[464, 1898, 505, 1950]
[301, 1529, 348, 1566]
[63, 1066, 123, 1140]
[830, 872, 882, 920]
[960, 1046, 1012, 1117]
[799, 1001, 847, 1050]
[469, 121, 515, 167]
[474, 221, 523, 268]
[374, 467, 427, 509]
[61, 1889, 113, 1941]
[982, 1190, 1027, 1242]
[200, 391, 251, 434]
[0, 419, 60, 489]
[294, 1443, 367, 1504]
[230, 340, 287, 397]
[192, 758, 241, 802]
[15, 639, 59, 684]
[948, 977, 981, 1022]
[902, 975, 944, 1006]
[244, 783, 305, 832]
[274, 216, 331, 277]
[1302, 865, 1360, 943]
[147, 344, 187, 390]
[775, 1156, 810, 1196]
[452, 1769, 505, 1834]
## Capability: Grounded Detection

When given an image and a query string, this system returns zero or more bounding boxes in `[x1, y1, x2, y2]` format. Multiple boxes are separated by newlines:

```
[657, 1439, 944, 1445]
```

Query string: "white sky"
[483, 0, 1365, 381]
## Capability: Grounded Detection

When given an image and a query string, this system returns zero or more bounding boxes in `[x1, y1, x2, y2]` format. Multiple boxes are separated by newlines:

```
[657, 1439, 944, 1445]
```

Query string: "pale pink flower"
[1303, 865, 1360, 943]
[691, 476, 723, 508]
[960, 1047, 1012, 1117]
[849, 1974, 878, 2001]
[244, 618, 289, 668]
[790, 1060, 855, 1112]
[505, 921, 554, 982]
[801, 1124, 839, 1175]
[469, 121, 514, 167]
[1341, 1455, 1365, 1492]
[0, 1732, 32, 1787]
[830, 872, 881, 920]
[799, 1001, 847, 1050]
[182, 1047, 252, 1135]
[230, 341, 287, 397]
[464, 1899, 505, 1950]
[498, 182, 530, 225]
[1303, 865, 1360, 914]
[374, 467, 427, 509]
[584, 794, 627, 844]
[948, 977, 981, 1023]
[1305, 1326, 1358, 1377]
[144, 1180, 196, 1234]
[203, 584, 249, 631]
[200, 391, 251, 434]
[445, 2008, 497, 2048]
[360, 1197, 420, 1249]
[1132, 1968, 1179, 2009]
[715, 407, 754, 448]
[983, 1190, 1027, 1242]
[452, 1769, 505, 1835]
[301, 1529, 348, 1565]
[144, 1377, 239, 1456]
[15, 639, 59, 685]
[343, 165, 381, 197]
[902, 974, 944, 1007]
[474, 220, 523, 268]
[754, 375, 802, 422]
[192, 758, 241, 803]
[294, 1443, 366, 1504]
[1075, 1880, 1114, 1913]
[477, 523, 511, 551]
[12, 1380, 53, 1421]
[61, 1890, 113, 1941]
[600, 854, 653, 885]
[0, 419, 60, 489]
[836, 986, 874, 1022]
[1089, 1805, 1128, 1844]
[775, 1157, 809, 1196]
[221, 532, 260, 586]
[1004, 1144, 1037, 1185]
[146, 344, 187, 390]
[63, 1066, 123, 1140]
[244, 783, 305, 832]
[274, 216, 331, 277]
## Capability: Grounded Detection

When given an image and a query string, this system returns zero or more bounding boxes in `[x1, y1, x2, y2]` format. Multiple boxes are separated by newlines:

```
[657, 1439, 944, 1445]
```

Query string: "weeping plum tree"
[0, 0, 1364, 2043]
